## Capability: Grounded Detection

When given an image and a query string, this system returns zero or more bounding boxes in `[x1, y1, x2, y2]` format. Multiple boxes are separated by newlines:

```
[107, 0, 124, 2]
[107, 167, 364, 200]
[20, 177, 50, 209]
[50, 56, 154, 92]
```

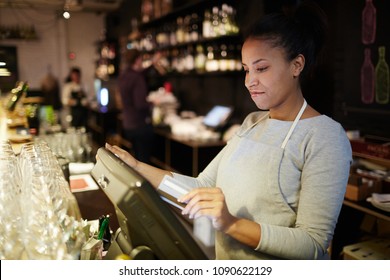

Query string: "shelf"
[142, 34, 242, 53]
[350, 138, 390, 169]
[353, 152, 390, 169]
[343, 105, 390, 116]
[139, 0, 237, 30]
[343, 199, 390, 222]
[161, 70, 243, 77]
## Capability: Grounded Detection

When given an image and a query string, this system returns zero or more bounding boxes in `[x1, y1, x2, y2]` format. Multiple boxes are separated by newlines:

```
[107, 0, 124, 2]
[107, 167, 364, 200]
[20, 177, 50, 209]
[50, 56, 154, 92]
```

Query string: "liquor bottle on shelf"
[169, 22, 177, 46]
[161, 0, 172, 16]
[219, 44, 228, 71]
[229, 5, 240, 35]
[362, 0, 376, 45]
[176, 17, 185, 44]
[6, 81, 29, 112]
[183, 15, 192, 43]
[202, 9, 212, 39]
[190, 13, 200, 42]
[375, 46, 389, 104]
[176, 48, 186, 73]
[361, 48, 375, 104]
[211, 6, 220, 38]
[195, 44, 206, 73]
[184, 45, 195, 72]
[156, 25, 170, 47]
[170, 48, 179, 72]
[141, 0, 154, 23]
[205, 45, 219, 72]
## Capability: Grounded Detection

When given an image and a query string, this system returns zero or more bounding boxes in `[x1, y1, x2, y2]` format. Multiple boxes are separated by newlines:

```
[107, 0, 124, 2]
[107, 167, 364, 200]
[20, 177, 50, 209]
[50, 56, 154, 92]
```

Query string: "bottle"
[219, 4, 227, 36]
[183, 15, 192, 43]
[202, 9, 212, 38]
[176, 17, 185, 44]
[141, 0, 154, 23]
[161, 0, 172, 16]
[184, 46, 195, 72]
[195, 45, 206, 73]
[361, 48, 375, 104]
[219, 44, 228, 71]
[211, 6, 220, 37]
[205, 45, 218, 72]
[375, 46, 389, 104]
[190, 13, 200, 41]
[6, 81, 28, 111]
[220, 4, 232, 35]
[171, 48, 179, 72]
[362, 0, 376, 45]
[169, 22, 177, 46]
[229, 5, 240, 34]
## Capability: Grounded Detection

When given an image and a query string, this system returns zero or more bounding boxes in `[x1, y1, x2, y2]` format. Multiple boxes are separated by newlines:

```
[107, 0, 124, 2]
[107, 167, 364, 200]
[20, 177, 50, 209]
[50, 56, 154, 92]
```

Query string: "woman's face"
[242, 38, 302, 111]
[70, 71, 80, 83]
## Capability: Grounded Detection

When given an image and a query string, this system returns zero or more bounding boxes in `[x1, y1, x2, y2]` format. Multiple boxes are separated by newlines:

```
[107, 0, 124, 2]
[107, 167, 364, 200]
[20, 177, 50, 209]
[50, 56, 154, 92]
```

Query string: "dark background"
[108, 0, 390, 138]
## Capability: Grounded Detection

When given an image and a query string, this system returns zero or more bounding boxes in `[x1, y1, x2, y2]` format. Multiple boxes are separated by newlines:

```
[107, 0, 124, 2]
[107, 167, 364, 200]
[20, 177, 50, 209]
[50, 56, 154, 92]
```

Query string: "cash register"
[91, 147, 208, 260]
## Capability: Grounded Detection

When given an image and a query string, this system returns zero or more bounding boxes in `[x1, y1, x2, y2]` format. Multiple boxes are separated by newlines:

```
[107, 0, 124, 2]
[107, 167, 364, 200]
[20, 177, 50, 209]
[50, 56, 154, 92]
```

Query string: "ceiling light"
[63, 11, 71, 19]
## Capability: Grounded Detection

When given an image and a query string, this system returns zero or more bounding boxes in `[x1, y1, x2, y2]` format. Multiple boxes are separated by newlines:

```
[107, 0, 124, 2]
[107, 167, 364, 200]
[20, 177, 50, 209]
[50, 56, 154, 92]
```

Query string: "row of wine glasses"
[38, 127, 93, 163]
[0, 139, 86, 259]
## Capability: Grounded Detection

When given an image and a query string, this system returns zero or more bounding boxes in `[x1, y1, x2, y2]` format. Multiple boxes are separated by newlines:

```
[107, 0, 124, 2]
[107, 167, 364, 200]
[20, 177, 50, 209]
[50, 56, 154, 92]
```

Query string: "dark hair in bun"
[244, 1, 328, 82]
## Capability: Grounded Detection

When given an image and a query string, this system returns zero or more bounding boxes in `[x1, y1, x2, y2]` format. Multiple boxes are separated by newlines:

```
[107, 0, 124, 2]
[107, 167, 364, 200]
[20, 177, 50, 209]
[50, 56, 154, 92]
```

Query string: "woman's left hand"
[178, 187, 237, 232]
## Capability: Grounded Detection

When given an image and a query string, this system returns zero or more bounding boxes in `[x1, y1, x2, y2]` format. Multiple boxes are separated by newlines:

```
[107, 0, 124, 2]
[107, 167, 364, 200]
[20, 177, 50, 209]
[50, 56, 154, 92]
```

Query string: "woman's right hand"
[105, 143, 138, 169]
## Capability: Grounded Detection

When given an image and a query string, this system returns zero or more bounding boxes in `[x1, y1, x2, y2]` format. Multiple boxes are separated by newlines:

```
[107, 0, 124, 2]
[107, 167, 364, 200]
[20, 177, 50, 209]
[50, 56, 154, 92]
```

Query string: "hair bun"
[293, 1, 328, 56]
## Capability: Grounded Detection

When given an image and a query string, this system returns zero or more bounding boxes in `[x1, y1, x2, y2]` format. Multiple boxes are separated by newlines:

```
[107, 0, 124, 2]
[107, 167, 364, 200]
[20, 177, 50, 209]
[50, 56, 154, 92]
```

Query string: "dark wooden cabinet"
[87, 108, 119, 146]
[332, 140, 390, 259]
[151, 128, 225, 176]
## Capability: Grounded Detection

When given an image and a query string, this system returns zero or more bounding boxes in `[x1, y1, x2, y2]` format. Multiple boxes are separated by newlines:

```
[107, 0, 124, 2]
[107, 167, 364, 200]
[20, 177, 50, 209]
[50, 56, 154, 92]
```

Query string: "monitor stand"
[104, 228, 157, 260]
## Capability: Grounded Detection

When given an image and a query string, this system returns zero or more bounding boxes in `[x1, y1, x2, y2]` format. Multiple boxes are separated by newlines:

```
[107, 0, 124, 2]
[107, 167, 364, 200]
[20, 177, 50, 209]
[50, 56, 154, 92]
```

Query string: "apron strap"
[281, 99, 307, 149]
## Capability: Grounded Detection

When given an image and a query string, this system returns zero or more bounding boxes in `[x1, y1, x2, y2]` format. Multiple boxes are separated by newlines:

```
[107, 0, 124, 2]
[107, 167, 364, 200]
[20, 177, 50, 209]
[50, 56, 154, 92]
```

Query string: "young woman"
[105, 2, 352, 259]
[61, 67, 89, 128]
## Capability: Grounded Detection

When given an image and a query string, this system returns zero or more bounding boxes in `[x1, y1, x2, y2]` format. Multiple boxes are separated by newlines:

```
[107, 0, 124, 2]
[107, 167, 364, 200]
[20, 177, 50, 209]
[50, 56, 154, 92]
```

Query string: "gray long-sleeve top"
[172, 112, 352, 259]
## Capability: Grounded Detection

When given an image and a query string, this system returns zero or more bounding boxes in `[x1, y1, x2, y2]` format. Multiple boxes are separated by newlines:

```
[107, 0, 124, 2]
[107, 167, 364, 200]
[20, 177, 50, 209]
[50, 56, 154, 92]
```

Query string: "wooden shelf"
[353, 152, 390, 169]
[343, 199, 390, 222]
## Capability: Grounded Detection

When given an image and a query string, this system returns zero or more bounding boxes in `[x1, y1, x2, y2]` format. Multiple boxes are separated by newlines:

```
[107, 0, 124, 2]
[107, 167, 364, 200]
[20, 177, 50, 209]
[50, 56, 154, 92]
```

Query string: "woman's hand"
[105, 143, 138, 169]
[178, 187, 237, 232]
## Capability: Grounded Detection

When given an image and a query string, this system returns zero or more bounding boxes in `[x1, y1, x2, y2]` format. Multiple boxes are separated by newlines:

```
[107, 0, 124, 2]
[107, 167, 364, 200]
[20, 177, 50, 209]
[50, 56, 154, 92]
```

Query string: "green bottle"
[6, 81, 29, 111]
[375, 46, 389, 104]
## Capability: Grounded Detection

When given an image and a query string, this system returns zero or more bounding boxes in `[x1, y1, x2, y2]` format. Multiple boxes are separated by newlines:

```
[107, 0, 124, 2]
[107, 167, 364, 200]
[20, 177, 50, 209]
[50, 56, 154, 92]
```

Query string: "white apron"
[215, 100, 307, 259]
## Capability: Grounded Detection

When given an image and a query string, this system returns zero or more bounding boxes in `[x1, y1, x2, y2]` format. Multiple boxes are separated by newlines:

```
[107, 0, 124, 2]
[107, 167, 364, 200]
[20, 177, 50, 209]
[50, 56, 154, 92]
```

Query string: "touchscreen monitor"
[91, 147, 208, 260]
[202, 105, 233, 128]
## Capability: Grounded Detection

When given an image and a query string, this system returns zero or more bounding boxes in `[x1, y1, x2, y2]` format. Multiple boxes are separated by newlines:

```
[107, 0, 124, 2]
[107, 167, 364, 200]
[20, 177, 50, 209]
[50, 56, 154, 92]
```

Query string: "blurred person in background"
[117, 49, 154, 164]
[61, 67, 89, 128]
[41, 65, 62, 126]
